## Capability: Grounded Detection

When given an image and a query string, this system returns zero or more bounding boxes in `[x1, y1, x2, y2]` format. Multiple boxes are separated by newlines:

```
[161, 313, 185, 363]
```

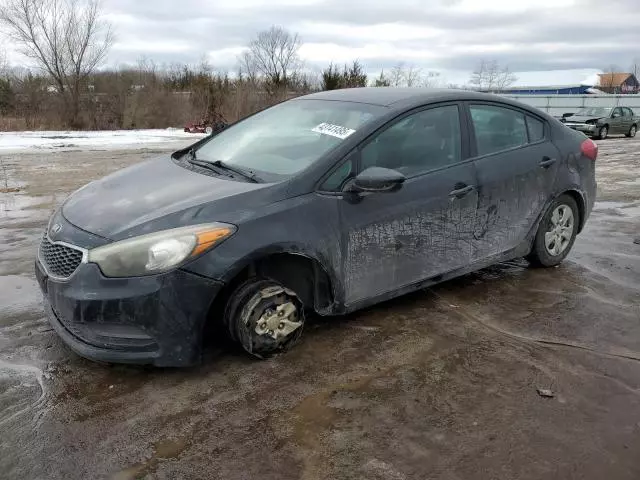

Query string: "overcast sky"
[4, 0, 640, 84]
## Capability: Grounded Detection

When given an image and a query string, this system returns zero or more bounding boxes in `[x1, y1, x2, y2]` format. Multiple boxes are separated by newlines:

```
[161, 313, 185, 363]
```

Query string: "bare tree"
[388, 62, 438, 87]
[421, 71, 442, 88]
[0, 0, 114, 127]
[237, 50, 258, 86]
[404, 64, 422, 87]
[631, 59, 639, 79]
[240, 26, 302, 95]
[631, 59, 640, 93]
[372, 70, 390, 87]
[469, 60, 516, 92]
[389, 63, 405, 87]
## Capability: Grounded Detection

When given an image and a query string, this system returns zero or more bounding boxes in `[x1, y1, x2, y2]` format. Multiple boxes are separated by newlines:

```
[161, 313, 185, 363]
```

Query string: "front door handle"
[449, 184, 476, 199]
[539, 157, 557, 168]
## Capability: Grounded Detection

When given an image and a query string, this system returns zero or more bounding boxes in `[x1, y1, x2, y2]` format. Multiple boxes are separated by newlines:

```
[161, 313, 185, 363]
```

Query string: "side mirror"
[348, 167, 406, 193]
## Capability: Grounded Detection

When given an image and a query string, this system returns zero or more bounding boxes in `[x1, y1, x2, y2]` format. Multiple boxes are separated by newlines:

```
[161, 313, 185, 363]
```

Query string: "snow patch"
[0, 128, 206, 153]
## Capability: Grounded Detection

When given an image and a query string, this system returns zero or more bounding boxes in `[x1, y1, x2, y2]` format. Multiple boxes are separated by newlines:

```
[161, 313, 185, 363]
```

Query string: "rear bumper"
[36, 260, 223, 367]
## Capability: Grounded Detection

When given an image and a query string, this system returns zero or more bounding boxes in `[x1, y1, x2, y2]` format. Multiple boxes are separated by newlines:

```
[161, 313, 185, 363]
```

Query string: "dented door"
[339, 104, 479, 306]
[340, 163, 478, 306]
[468, 104, 560, 259]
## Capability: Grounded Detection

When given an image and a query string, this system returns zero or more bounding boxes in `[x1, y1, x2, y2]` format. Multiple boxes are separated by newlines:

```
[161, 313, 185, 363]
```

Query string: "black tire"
[527, 194, 580, 268]
[598, 125, 608, 140]
[626, 124, 637, 138]
[223, 278, 305, 358]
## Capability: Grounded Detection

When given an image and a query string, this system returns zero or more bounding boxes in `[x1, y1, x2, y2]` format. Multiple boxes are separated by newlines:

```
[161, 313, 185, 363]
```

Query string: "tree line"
[0, 0, 522, 131]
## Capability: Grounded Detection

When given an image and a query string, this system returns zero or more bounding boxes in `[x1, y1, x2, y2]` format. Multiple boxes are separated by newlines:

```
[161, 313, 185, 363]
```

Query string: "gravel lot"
[1, 137, 639, 480]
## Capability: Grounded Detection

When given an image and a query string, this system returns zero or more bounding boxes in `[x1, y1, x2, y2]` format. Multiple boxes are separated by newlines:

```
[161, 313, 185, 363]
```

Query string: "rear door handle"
[539, 157, 557, 168]
[449, 184, 476, 199]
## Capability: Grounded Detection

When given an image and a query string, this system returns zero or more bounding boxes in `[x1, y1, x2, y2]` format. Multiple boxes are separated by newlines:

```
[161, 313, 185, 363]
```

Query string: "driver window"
[612, 107, 623, 118]
[360, 105, 461, 177]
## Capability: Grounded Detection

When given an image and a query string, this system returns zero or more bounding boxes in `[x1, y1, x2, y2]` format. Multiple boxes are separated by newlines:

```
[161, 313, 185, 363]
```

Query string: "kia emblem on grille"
[50, 223, 62, 236]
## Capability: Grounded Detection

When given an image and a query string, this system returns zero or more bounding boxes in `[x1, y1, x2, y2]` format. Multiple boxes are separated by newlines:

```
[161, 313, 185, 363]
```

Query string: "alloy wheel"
[544, 204, 575, 256]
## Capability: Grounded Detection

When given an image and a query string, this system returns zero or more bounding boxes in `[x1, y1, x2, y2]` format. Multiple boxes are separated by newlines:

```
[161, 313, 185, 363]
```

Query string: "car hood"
[564, 115, 603, 123]
[62, 156, 273, 240]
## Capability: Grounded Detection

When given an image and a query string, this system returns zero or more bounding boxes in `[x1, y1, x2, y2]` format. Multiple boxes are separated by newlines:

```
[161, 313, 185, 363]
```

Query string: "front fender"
[183, 241, 345, 312]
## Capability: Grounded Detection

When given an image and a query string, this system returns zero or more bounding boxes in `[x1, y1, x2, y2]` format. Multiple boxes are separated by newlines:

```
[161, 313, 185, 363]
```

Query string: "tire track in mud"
[426, 288, 640, 364]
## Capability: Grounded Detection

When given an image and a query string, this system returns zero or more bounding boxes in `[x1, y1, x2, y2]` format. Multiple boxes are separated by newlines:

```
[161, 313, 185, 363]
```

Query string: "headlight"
[87, 223, 236, 277]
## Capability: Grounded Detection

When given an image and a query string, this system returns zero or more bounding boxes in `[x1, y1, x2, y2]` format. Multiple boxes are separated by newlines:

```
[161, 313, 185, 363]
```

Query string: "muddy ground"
[1, 138, 639, 480]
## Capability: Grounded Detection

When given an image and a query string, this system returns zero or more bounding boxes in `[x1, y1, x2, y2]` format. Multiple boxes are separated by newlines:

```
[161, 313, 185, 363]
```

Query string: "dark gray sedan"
[36, 88, 598, 366]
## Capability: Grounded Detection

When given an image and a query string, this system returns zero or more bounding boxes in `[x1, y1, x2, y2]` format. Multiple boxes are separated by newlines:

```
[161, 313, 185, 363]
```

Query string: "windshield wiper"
[183, 149, 261, 183]
[185, 153, 229, 177]
[210, 159, 261, 183]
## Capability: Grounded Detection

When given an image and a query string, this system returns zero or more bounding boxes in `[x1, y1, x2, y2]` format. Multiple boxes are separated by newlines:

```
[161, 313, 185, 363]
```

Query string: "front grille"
[39, 235, 83, 278]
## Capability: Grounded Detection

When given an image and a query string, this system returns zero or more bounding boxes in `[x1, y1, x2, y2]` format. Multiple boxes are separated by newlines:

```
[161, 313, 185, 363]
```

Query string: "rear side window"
[470, 105, 528, 156]
[623, 107, 634, 117]
[526, 116, 545, 142]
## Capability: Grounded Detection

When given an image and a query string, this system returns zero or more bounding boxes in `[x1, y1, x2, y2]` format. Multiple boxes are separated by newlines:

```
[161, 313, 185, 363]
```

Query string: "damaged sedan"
[36, 88, 597, 366]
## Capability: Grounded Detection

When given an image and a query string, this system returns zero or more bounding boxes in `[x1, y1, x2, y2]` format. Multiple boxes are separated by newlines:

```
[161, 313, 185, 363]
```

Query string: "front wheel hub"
[256, 301, 301, 340]
[241, 285, 304, 356]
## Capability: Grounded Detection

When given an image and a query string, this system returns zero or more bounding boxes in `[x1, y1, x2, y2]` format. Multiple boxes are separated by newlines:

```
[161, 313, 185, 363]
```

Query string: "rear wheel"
[527, 194, 579, 267]
[598, 125, 608, 140]
[626, 124, 637, 138]
[205, 126, 213, 135]
[223, 278, 305, 358]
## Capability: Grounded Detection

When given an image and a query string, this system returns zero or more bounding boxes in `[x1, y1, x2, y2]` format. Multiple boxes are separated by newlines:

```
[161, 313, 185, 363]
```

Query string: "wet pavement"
[1, 138, 639, 480]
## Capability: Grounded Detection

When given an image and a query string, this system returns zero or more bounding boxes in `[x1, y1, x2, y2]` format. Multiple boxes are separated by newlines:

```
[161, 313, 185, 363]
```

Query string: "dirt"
[1, 138, 639, 480]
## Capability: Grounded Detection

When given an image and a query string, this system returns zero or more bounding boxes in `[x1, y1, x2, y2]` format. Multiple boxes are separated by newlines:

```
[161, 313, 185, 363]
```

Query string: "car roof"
[297, 87, 521, 109]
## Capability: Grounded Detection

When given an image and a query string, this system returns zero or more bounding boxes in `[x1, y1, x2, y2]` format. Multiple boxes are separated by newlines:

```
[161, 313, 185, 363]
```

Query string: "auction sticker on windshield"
[312, 123, 356, 140]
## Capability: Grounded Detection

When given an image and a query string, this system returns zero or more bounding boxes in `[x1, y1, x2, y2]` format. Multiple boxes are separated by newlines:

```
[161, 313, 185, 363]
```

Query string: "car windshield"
[194, 99, 386, 180]
[574, 107, 612, 117]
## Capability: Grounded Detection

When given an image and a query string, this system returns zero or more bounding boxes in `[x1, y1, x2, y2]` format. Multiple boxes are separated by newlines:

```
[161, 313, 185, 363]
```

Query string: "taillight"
[581, 139, 598, 160]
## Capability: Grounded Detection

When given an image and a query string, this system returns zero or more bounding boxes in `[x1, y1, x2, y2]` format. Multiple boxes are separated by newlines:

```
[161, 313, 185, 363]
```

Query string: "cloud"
[2, 0, 639, 81]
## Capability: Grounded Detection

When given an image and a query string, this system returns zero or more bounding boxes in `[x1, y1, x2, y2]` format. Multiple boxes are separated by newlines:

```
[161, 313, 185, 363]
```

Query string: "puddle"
[0, 192, 53, 220]
[593, 201, 640, 217]
[618, 178, 640, 186]
[0, 275, 42, 319]
[0, 359, 47, 427]
[112, 436, 189, 480]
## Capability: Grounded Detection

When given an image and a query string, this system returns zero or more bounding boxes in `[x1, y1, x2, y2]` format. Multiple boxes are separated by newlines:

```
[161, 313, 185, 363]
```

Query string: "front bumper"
[36, 259, 223, 367]
[564, 123, 598, 135]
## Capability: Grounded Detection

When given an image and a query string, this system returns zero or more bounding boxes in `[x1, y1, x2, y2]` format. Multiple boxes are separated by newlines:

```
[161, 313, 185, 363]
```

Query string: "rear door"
[610, 107, 625, 134]
[467, 103, 559, 261]
[622, 107, 634, 132]
[325, 103, 479, 306]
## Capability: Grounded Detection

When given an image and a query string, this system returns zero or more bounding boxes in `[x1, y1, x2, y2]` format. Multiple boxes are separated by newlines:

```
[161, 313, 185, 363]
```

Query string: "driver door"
[333, 104, 479, 307]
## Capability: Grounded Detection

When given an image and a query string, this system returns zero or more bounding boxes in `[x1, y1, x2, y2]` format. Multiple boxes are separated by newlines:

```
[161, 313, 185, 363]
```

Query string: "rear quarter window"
[526, 116, 545, 142]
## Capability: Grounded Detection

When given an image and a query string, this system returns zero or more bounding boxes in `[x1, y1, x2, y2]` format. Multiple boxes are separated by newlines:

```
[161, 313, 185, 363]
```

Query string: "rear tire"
[598, 125, 608, 140]
[527, 194, 579, 268]
[626, 124, 637, 138]
[223, 278, 305, 358]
